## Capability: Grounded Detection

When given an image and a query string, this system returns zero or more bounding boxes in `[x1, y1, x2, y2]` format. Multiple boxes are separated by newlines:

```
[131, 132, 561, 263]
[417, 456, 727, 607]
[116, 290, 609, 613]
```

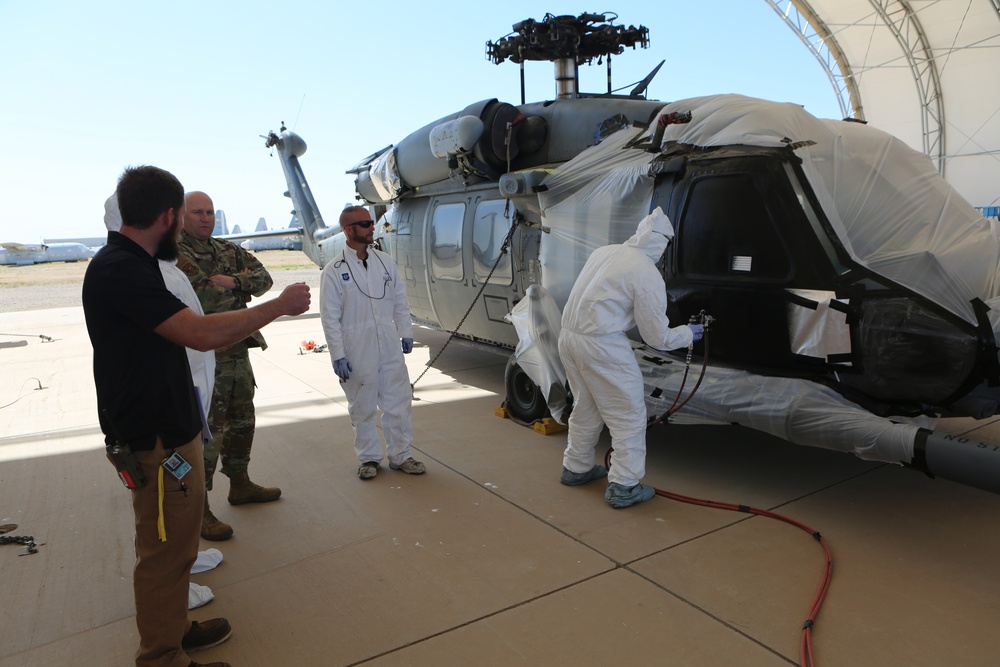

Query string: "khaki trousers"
[131, 435, 205, 667]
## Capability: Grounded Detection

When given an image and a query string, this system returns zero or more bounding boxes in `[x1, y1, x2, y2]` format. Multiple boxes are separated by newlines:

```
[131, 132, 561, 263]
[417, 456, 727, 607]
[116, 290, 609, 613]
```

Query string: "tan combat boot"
[202, 498, 234, 541]
[227, 470, 281, 505]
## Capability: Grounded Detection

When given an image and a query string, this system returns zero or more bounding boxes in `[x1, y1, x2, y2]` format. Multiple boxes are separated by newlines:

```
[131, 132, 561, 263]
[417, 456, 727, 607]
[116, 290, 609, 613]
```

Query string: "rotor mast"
[485, 12, 650, 103]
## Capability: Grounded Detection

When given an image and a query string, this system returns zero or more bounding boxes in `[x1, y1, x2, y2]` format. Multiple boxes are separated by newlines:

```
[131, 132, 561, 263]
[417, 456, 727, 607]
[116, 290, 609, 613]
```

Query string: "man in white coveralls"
[320, 206, 426, 480]
[558, 207, 704, 508]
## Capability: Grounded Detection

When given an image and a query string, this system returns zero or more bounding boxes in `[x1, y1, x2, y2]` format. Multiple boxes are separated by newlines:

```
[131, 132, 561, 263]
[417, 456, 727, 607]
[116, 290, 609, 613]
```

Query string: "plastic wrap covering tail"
[650, 94, 1000, 327]
[537, 125, 660, 307]
[506, 285, 569, 422]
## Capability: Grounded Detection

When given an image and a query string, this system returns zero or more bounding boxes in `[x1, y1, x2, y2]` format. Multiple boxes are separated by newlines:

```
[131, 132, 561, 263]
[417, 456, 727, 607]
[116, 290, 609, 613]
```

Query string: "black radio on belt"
[106, 440, 146, 489]
[102, 409, 146, 489]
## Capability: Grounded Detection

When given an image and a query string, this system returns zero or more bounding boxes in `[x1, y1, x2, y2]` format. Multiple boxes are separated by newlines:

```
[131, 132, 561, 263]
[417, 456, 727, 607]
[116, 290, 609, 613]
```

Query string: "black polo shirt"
[82, 231, 201, 451]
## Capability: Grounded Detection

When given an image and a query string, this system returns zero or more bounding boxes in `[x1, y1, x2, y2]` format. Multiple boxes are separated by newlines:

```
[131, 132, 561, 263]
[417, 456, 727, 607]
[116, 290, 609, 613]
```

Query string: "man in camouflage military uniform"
[177, 191, 281, 541]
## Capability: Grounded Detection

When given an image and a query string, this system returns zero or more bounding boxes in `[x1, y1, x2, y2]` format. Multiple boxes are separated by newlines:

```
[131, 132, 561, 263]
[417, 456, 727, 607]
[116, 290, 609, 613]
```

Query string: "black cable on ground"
[0, 378, 46, 410]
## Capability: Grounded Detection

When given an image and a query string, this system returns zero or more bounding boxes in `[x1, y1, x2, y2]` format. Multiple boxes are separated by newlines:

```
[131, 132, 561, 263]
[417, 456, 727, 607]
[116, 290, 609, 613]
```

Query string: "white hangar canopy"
[766, 0, 1000, 210]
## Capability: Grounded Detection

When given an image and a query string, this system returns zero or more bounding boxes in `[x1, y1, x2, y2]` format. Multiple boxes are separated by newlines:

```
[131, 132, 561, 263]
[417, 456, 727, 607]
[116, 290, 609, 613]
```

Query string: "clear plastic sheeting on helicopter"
[506, 284, 569, 423]
[636, 340, 927, 464]
[654, 94, 1000, 330]
[537, 125, 659, 308]
[537, 93, 1000, 333]
[367, 147, 403, 203]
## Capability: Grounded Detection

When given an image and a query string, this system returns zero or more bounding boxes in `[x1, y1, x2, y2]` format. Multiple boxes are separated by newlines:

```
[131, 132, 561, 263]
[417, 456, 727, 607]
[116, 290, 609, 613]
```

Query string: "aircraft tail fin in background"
[263, 125, 338, 267]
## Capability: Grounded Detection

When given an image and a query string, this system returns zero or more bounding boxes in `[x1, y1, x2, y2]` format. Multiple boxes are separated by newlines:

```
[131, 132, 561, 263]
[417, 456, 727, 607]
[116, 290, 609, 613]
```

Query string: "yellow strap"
[157, 465, 167, 542]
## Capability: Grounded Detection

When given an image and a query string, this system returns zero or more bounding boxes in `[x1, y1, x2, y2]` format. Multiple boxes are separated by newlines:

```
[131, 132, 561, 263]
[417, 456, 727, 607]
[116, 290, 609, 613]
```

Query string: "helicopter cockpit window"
[431, 202, 465, 281]
[677, 173, 792, 282]
[472, 199, 513, 285]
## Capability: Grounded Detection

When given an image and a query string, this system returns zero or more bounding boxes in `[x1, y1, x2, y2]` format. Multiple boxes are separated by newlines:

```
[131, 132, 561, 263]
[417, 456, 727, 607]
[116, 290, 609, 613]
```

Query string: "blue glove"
[687, 324, 705, 343]
[401, 338, 413, 354]
[333, 357, 352, 381]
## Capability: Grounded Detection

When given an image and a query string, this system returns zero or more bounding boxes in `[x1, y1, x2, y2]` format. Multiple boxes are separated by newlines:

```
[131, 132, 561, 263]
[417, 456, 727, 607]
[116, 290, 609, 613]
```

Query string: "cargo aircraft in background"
[0, 241, 95, 266]
[213, 211, 304, 252]
[260, 12, 1000, 496]
[234, 217, 303, 252]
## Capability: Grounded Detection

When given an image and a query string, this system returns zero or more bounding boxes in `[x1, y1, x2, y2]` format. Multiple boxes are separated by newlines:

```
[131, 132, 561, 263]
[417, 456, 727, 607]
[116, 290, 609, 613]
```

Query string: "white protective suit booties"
[558, 207, 694, 488]
[320, 246, 415, 466]
[188, 582, 214, 609]
[190, 548, 224, 574]
[103, 194, 215, 421]
[187, 548, 223, 608]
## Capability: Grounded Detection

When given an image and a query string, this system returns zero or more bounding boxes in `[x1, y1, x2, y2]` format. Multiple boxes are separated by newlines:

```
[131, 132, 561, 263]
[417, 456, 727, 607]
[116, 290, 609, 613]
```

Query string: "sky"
[0, 0, 844, 243]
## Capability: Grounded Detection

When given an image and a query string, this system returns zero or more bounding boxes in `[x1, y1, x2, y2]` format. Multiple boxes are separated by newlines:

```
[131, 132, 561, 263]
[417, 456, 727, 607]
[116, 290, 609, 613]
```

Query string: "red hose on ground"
[620, 327, 830, 664]
[602, 447, 833, 667]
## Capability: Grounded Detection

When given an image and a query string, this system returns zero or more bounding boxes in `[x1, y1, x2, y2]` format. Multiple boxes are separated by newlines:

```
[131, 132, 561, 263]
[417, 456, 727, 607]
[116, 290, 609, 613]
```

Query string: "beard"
[349, 226, 372, 246]
[154, 214, 180, 261]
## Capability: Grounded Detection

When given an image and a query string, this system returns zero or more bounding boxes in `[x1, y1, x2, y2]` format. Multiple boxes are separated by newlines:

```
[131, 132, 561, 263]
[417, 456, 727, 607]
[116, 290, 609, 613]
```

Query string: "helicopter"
[263, 12, 1000, 496]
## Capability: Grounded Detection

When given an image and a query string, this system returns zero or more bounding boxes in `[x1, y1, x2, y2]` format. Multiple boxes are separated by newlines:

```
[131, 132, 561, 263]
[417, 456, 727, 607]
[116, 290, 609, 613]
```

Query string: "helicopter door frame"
[657, 152, 853, 377]
[424, 190, 521, 348]
[468, 196, 517, 325]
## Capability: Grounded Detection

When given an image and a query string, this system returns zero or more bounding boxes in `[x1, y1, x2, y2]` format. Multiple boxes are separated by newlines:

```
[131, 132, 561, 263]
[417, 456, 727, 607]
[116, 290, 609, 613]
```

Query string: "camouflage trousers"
[204, 356, 256, 490]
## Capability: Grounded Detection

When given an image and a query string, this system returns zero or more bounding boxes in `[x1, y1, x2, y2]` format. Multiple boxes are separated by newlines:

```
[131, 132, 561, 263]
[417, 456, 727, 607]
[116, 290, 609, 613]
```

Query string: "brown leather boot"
[227, 470, 281, 505]
[201, 499, 234, 541]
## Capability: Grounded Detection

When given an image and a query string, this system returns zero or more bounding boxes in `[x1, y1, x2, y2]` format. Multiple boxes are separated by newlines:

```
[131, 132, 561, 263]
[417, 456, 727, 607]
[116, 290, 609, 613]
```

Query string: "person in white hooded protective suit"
[558, 207, 703, 508]
[320, 206, 426, 480]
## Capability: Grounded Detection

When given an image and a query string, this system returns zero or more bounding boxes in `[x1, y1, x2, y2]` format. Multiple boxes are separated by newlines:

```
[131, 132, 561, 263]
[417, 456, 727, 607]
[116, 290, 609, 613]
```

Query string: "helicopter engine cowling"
[395, 99, 523, 185]
[355, 99, 543, 205]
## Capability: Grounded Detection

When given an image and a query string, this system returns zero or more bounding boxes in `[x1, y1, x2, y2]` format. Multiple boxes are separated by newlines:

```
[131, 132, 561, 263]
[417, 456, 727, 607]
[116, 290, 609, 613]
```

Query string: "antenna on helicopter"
[630, 60, 665, 98]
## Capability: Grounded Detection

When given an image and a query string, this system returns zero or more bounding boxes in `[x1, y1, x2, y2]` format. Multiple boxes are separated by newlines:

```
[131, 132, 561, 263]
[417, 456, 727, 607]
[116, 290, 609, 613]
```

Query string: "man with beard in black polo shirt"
[83, 165, 310, 667]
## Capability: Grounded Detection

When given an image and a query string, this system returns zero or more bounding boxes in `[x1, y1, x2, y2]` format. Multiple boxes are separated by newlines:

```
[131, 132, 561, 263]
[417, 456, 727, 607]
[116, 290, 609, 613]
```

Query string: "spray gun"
[685, 310, 714, 365]
[690, 309, 715, 329]
[649, 309, 717, 428]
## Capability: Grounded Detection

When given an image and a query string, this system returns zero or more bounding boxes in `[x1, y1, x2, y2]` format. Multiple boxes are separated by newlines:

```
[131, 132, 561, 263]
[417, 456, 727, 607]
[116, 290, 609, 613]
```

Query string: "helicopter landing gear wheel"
[504, 356, 549, 424]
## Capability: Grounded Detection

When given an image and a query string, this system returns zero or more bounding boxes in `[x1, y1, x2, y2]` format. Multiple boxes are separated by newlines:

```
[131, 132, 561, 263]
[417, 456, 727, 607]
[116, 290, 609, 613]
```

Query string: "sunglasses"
[349, 220, 374, 229]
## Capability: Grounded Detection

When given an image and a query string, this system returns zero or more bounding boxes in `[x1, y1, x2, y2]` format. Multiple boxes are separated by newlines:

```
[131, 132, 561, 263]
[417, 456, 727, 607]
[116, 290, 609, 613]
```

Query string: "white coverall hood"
[623, 207, 673, 264]
[104, 194, 122, 232]
[558, 206, 692, 488]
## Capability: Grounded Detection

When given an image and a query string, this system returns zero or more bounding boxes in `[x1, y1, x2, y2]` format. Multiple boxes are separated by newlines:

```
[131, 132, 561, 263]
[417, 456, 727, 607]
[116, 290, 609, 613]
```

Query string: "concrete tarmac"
[2, 290, 1000, 666]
